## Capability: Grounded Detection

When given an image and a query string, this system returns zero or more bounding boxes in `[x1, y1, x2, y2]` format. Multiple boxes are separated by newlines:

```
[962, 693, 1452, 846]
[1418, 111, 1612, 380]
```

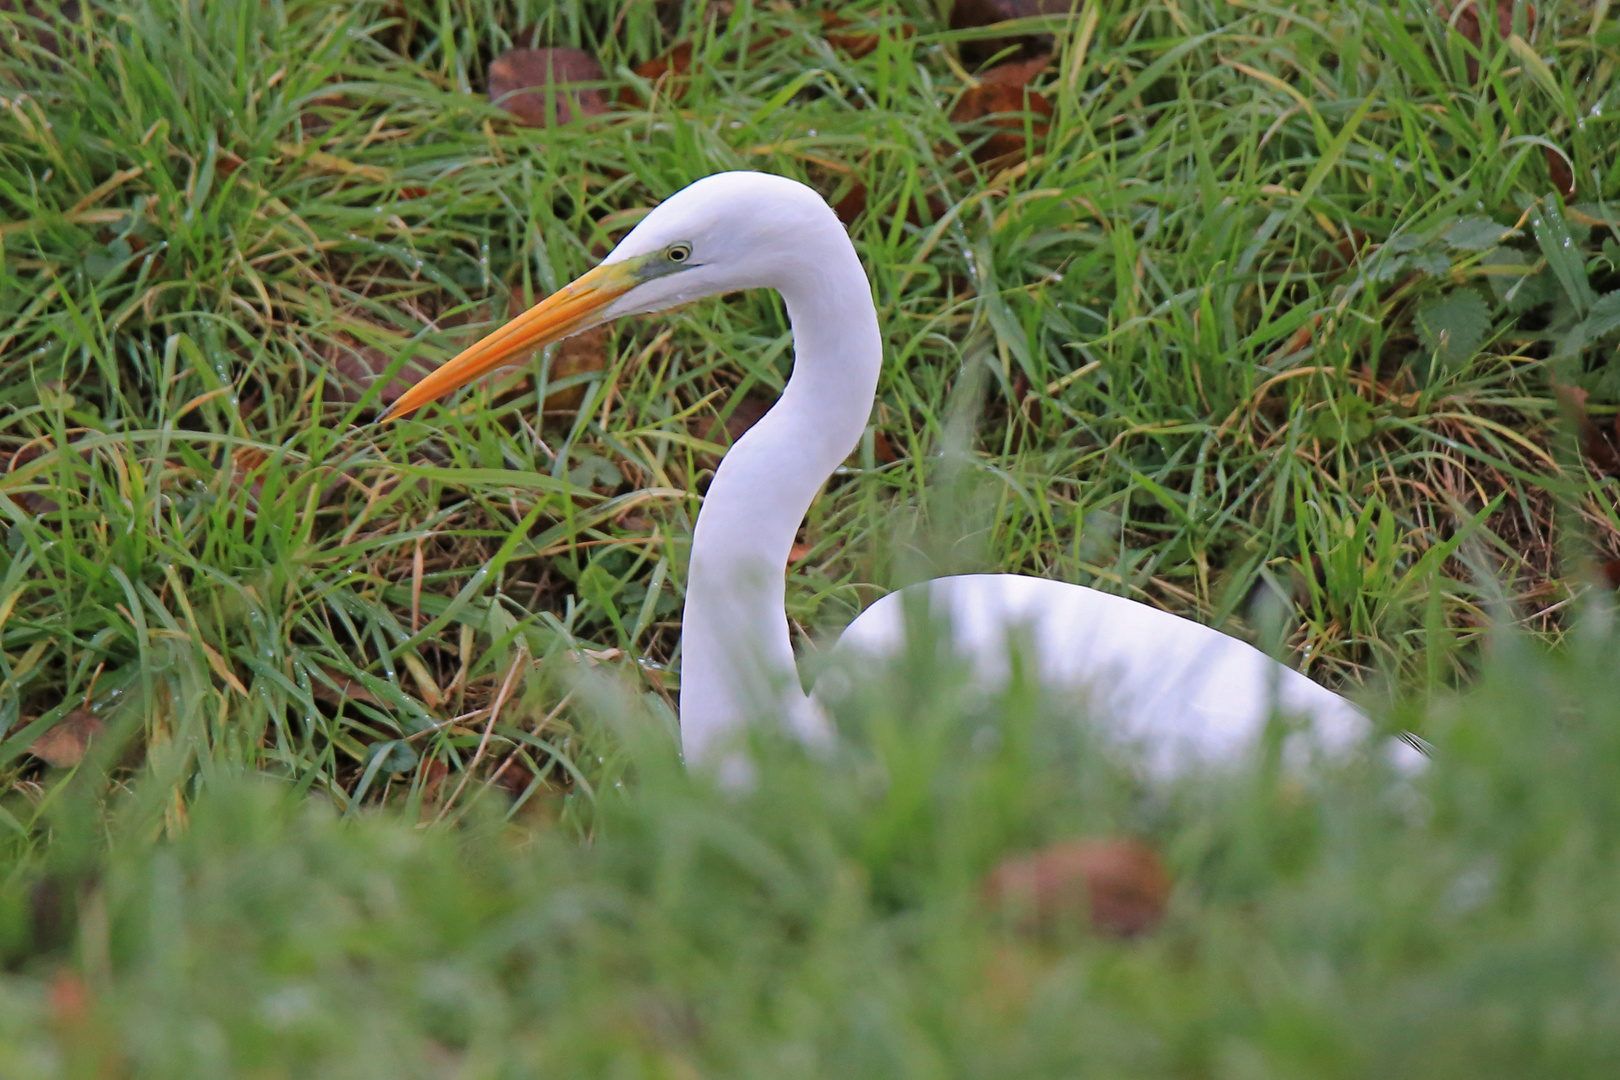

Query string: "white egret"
[384, 171, 1420, 775]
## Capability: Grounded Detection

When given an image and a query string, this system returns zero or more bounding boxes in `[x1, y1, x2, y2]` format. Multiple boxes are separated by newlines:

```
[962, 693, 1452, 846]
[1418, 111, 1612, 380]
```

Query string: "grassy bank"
[1, 0, 1617, 805]
[0, 0, 1619, 1071]
[4, 620, 1620, 1076]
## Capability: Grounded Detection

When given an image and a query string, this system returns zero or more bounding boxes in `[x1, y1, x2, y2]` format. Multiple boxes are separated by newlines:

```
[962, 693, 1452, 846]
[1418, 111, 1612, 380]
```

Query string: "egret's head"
[382, 171, 837, 420]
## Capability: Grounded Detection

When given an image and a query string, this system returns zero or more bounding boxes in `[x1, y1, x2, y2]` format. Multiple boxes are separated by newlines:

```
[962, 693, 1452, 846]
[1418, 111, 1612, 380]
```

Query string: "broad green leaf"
[1443, 216, 1517, 251]
[1505, 268, 1558, 313]
[1310, 393, 1375, 445]
[1585, 291, 1620, 338]
[1482, 246, 1531, 305]
[1411, 249, 1452, 277]
[1530, 197, 1598, 314]
[568, 453, 624, 490]
[1417, 289, 1492, 366]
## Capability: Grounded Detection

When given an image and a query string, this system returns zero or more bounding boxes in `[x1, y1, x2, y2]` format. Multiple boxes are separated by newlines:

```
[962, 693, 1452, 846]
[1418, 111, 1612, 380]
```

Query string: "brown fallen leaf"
[299, 91, 353, 137]
[30, 708, 103, 768]
[699, 391, 777, 448]
[950, 0, 1077, 67]
[308, 665, 382, 708]
[984, 837, 1172, 937]
[872, 429, 899, 464]
[488, 47, 608, 127]
[788, 541, 814, 563]
[542, 324, 611, 411]
[830, 179, 947, 228]
[492, 757, 536, 799]
[418, 759, 450, 805]
[47, 965, 126, 1075]
[0, 0, 81, 58]
[1603, 559, 1620, 590]
[1554, 382, 1620, 476]
[1266, 314, 1324, 364]
[832, 181, 868, 225]
[980, 53, 1056, 89]
[47, 970, 90, 1026]
[819, 10, 913, 59]
[620, 42, 695, 105]
[1547, 146, 1576, 198]
[1437, 1, 1536, 82]
[319, 333, 436, 408]
[227, 444, 269, 515]
[949, 55, 1054, 166]
[0, 443, 64, 516]
[1329, 227, 1374, 268]
[215, 149, 246, 179]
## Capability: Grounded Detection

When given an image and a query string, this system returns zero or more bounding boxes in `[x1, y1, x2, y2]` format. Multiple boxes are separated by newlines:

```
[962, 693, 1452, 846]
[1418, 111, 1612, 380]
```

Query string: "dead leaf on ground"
[832, 181, 868, 225]
[984, 837, 1172, 937]
[950, 0, 1076, 67]
[831, 178, 947, 228]
[1546, 147, 1575, 198]
[1437, 1, 1536, 82]
[488, 47, 608, 127]
[418, 759, 449, 806]
[872, 429, 899, 464]
[47, 969, 90, 1026]
[1324, 227, 1373, 270]
[818, 10, 913, 58]
[30, 708, 103, 768]
[1603, 559, 1620, 590]
[0, 443, 64, 515]
[319, 334, 436, 408]
[226, 445, 270, 514]
[309, 665, 382, 708]
[1554, 382, 1620, 476]
[540, 323, 611, 412]
[0, 0, 81, 58]
[949, 55, 1054, 166]
[492, 757, 536, 799]
[1266, 314, 1324, 363]
[620, 42, 695, 105]
[697, 391, 777, 449]
[299, 91, 354, 137]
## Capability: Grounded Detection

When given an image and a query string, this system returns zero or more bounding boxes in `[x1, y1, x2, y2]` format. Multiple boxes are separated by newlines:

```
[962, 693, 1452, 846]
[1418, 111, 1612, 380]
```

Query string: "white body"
[831, 574, 1380, 776]
[521, 171, 1416, 774]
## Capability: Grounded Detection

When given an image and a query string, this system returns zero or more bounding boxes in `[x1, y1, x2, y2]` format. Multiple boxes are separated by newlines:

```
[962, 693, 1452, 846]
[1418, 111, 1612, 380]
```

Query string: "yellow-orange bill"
[380, 260, 637, 421]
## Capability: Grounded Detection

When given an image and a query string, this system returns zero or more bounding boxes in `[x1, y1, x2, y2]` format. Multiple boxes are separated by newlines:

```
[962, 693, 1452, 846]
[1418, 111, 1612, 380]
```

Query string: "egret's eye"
[666, 243, 692, 264]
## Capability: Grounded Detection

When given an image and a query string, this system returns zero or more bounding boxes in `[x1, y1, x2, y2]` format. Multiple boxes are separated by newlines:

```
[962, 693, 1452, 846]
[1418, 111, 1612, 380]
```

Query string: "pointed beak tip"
[370, 260, 635, 420]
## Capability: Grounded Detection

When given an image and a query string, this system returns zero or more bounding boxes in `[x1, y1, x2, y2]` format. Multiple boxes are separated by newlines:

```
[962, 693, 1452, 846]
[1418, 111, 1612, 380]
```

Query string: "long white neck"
[677, 227, 882, 764]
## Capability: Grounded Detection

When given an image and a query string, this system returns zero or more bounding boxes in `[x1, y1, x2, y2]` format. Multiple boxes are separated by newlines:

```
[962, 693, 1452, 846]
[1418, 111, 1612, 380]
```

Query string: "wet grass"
[1, 0, 1617, 809]
[5, 612, 1620, 1076]
[1, 0, 1620, 1072]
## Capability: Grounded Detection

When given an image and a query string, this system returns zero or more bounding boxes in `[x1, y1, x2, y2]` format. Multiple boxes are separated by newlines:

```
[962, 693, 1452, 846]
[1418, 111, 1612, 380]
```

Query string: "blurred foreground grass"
[3, 611, 1620, 1076]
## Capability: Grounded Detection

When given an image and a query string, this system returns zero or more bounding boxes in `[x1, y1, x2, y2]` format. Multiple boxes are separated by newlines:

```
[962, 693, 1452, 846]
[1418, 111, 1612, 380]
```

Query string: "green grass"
[1, 0, 1617, 805]
[6, 618, 1620, 1076]
[1, 0, 1619, 1070]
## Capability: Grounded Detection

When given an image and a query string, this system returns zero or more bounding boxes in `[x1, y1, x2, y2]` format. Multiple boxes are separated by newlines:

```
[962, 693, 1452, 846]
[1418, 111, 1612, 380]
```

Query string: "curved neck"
[678, 235, 882, 764]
